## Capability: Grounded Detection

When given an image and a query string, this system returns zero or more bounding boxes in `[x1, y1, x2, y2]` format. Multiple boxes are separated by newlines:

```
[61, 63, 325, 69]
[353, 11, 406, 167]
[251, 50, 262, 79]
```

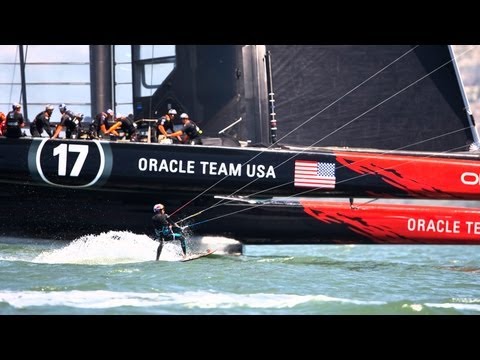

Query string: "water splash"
[33, 231, 184, 265]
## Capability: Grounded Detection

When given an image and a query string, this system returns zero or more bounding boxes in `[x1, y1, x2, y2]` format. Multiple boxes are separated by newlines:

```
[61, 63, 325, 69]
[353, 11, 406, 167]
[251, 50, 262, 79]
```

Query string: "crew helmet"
[59, 103, 67, 112]
[153, 203, 165, 213]
[168, 109, 177, 115]
[46, 104, 54, 111]
[12, 103, 21, 110]
[180, 113, 189, 119]
[106, 109, 114, 116]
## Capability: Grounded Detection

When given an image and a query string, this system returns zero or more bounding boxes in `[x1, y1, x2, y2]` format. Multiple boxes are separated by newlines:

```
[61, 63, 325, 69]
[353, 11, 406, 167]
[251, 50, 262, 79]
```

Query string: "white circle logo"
[28, 138, 112, 188]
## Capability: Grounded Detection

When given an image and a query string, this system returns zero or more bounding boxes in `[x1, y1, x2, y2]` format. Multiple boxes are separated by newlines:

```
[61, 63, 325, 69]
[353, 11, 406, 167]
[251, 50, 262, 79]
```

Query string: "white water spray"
[33, 231, 184, 265]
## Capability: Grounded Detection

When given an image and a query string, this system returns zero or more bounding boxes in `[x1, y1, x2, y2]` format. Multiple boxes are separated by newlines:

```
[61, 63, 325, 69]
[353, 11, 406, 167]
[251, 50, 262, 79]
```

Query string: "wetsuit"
[30, 111, 53, 138]
[152, 212, 187, 260]
[5, 110, 24, 138]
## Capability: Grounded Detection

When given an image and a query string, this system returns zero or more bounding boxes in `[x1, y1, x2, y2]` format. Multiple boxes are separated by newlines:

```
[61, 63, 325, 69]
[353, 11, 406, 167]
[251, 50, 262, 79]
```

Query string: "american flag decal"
[294, 160, 336, 189]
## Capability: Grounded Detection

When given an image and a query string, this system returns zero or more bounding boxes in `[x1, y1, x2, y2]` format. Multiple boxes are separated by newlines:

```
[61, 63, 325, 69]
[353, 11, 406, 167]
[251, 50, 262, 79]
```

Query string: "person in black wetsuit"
[5, 103, 25, 138]
[30, 105, 54, 138]
[166, 113, 203, 145]
[152, 203, 187, 260]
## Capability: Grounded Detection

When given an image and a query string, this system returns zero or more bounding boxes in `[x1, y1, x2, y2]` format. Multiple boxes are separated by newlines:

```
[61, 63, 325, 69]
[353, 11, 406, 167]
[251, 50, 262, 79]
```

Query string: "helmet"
[180, 113, 189, 119]
[106, 109, 114, 116]
[153, 203, 165, 213]
[59, 103, 67, 112]
[46, 104, 54, 111]
[168, 109, 177, 115]
[12, 103, 21, 110]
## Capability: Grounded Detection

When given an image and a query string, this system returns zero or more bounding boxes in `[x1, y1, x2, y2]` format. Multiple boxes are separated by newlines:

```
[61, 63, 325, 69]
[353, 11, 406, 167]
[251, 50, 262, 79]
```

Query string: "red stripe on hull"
[335, 151, 480, 200]
[301, 200, 480, 244]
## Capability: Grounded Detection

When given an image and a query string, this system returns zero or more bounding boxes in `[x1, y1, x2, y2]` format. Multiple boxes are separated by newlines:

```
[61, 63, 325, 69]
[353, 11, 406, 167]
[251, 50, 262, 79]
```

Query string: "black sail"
[266, 45, 475, 152]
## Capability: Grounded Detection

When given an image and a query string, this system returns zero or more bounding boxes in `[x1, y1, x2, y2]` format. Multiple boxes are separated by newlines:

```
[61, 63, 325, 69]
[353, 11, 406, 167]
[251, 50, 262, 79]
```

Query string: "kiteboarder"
[152, 203, 187, 260]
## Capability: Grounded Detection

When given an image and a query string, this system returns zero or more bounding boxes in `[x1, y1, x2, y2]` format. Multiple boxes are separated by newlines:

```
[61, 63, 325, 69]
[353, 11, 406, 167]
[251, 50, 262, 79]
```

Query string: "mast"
[241, 45, 269, 145]
[265, 50, 278, 144]
[448, 45, 480, 148]
[89, 45, 113, 116]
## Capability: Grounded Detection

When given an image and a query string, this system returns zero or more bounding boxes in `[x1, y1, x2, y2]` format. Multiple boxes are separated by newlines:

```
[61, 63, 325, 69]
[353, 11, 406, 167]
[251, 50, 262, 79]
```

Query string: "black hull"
[2, 137, 480, 243]
[0, 184, 337, 243]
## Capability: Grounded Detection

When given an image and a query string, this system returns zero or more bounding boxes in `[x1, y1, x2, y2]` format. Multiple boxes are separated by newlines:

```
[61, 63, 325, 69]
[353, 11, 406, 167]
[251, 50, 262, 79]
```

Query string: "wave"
[0, 289, 385, 310]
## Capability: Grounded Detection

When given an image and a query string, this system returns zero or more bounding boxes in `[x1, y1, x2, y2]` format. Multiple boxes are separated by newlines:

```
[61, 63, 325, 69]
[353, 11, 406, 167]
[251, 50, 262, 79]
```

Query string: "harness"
[155, 226, 183, 240]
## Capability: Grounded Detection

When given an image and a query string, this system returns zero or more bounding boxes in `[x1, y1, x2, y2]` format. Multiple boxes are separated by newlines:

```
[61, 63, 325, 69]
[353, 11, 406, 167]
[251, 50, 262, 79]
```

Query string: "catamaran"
[1, 45, 480, 244]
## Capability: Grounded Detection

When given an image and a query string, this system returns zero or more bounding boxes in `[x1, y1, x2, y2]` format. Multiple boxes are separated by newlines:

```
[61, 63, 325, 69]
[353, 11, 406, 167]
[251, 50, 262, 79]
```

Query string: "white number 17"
[53, 144, 89, 177]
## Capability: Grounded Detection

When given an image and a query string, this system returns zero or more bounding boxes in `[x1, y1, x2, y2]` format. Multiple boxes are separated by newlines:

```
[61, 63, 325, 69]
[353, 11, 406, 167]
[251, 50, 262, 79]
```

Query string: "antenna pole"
[18, 45, 28, 121]
[265, 51, 277, 145]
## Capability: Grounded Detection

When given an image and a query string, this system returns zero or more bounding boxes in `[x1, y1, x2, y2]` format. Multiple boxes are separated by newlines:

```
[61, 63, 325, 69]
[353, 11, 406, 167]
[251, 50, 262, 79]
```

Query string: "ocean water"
[0, 231, 479, 315]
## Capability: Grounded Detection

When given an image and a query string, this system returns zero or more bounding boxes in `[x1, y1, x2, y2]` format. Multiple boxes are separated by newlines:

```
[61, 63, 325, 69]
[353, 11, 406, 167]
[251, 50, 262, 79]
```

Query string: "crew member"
[30, 105, 54, 138]
[152, 203, 187, 260]
[5, 103, 25, 138]
[52, 104, 83, 139]
[166, 113, 203, 145]
[0, 112, 6, 136]
[157, 108, 181, 143]
[90, 109, 115, 138]
[105, 113, 137, 141]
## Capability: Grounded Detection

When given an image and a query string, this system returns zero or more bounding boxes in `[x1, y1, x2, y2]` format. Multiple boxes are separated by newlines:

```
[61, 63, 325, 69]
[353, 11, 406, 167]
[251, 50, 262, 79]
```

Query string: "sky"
[1, 45, 479, 124]
[0, 45, 132, 122]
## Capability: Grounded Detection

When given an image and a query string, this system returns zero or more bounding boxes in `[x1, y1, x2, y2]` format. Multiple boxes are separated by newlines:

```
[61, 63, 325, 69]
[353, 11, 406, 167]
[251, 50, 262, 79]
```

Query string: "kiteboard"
[180, 249, 217, 262]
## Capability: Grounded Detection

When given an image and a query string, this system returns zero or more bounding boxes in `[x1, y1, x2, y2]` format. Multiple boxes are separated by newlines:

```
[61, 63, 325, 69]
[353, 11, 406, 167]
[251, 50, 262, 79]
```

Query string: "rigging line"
[175, 46, 475, 219]
[277, 143, 472, 198]
[273, 50, 477, 167]
[169, 46, 419, 217]
[8, 46, 19, 105]
[246, 127, 471, 199]
[275, 47, 421, 110]
[177, 51, 476, 221]
[264, 45, 419, 146]
[199, 50, 476, 212]
[176, 46, 476, 218]
[359, 199, 380, 206]
[177, 126, 470, 223]
[251, 46, 476, 173]
[186, 143, 472, 229]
